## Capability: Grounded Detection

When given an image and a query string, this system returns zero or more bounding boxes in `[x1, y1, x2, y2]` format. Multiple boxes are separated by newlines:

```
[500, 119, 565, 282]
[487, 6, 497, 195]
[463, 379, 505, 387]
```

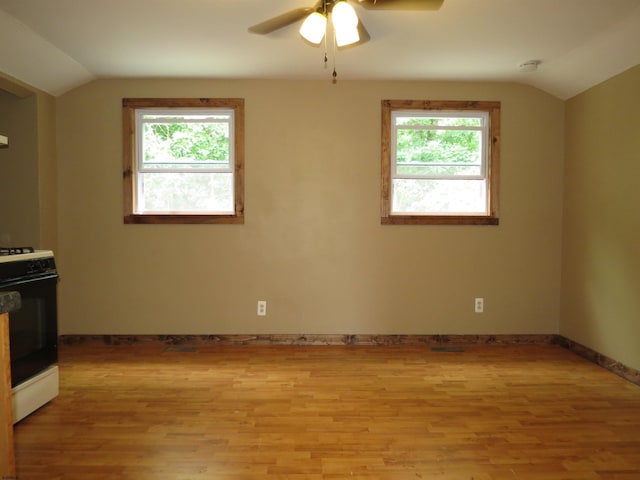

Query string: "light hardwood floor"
[13, 344, 640, 479]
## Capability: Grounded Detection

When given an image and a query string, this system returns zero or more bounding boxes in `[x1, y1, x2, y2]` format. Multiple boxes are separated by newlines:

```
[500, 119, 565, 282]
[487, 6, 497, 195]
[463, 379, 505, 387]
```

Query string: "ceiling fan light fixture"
[300, 11, 327, 44]
[335, 26, 360, 47]
[332, 1, 360, 46]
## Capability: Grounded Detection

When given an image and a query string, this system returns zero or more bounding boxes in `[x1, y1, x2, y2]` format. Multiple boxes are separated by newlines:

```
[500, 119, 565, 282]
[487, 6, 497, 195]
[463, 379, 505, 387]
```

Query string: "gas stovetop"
[0, 247, 55, 264]
[0, 246, 35, 255]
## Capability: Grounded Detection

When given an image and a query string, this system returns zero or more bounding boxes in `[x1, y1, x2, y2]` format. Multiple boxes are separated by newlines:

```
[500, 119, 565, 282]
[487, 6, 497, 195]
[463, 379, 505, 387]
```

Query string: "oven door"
[0, 275, 58, 386]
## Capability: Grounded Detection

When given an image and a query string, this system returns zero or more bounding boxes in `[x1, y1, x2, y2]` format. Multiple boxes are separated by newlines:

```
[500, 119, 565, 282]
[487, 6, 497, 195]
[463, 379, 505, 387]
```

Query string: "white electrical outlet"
[257, 300, 267, 316]
[475, 297, 484, 313]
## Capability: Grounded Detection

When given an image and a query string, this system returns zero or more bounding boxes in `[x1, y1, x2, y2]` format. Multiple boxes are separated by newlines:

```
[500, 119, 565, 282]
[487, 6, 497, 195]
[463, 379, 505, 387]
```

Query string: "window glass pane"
[396, 164, 482, 176]
[140, 172, 233, 213]
[142, 121, 230, 170]
[395, 116, 482, 127]
[396, 129, 482, 175]
[392, 178, 487, 214]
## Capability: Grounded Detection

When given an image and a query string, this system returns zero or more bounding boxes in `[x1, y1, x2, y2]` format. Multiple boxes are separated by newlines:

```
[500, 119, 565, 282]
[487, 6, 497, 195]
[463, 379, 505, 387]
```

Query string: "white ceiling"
[1, 0, 639, 99]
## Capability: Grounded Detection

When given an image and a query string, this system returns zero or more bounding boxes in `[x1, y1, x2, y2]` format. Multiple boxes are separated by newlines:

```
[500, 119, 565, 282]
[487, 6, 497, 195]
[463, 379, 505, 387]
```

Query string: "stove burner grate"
[0, 246, 35, 256]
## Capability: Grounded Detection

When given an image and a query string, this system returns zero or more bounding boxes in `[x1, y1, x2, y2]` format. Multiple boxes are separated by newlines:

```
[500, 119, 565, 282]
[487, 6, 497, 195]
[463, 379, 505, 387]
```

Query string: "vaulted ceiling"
[1, 0, 639, 99]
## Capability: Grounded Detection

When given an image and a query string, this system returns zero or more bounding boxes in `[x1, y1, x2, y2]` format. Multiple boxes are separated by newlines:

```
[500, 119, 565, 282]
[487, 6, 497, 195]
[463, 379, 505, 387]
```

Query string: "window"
[381, 100, 500, 225]
[123, 98, 244, 224]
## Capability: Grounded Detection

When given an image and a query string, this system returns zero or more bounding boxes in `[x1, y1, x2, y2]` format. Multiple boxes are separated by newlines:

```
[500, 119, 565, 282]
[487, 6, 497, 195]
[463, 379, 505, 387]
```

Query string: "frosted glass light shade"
[335, 26, 359, 47]
[300, 12, 327, 44]
[332, 2, 359, 47]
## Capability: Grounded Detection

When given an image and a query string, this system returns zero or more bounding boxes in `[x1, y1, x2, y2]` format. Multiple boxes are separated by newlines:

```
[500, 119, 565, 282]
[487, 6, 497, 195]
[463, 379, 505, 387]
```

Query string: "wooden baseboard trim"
[555, 336, 640, 386]
[58, 333, 640, 386]
[59, 333, 559, 347]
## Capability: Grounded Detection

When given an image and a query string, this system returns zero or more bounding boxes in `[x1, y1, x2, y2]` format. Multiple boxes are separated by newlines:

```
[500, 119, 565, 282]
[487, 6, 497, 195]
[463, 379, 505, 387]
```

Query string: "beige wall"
[36, 92, 58, 251]
[55, 79, 564, 336]
[562, 65, 640, 370]
[0, 73, 57, 251]
[4, 67, 638, 370]
[0, 89, 40, 247]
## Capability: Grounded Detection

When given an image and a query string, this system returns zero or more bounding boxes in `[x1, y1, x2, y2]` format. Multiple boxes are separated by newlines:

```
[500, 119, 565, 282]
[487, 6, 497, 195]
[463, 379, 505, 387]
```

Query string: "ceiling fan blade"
[356, 0, 444, 10]
[248, 7, 316, 35]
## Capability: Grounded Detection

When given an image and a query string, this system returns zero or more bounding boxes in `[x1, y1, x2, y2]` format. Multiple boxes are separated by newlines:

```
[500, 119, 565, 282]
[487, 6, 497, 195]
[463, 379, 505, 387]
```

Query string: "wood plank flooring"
[13, 344, 640, 480]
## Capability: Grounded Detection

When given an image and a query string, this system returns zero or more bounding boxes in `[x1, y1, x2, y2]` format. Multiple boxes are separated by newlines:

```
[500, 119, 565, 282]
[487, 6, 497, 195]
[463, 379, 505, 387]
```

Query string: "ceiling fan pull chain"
[332, 29, 338, 84]
[324, 27, 328, 67]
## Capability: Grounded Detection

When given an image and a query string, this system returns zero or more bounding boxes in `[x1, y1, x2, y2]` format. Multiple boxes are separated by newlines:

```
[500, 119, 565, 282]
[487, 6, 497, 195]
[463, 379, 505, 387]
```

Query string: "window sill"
[124, 214, 244, 225]
[381, 215, 499, 226]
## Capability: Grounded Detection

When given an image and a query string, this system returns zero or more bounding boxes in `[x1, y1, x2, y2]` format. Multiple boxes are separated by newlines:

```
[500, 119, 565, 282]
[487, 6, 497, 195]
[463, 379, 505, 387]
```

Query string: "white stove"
[0, 246, 59, 423]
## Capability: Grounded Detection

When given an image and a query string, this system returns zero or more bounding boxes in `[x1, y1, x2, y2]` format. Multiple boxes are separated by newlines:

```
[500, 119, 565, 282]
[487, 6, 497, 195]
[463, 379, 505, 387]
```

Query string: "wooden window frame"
[381, 100, 500, 225]
[123, 98, 245, 225]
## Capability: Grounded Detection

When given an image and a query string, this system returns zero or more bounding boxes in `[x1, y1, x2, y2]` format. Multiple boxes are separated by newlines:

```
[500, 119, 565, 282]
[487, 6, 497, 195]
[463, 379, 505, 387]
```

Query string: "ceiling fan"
[248, 0, 444, 48]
